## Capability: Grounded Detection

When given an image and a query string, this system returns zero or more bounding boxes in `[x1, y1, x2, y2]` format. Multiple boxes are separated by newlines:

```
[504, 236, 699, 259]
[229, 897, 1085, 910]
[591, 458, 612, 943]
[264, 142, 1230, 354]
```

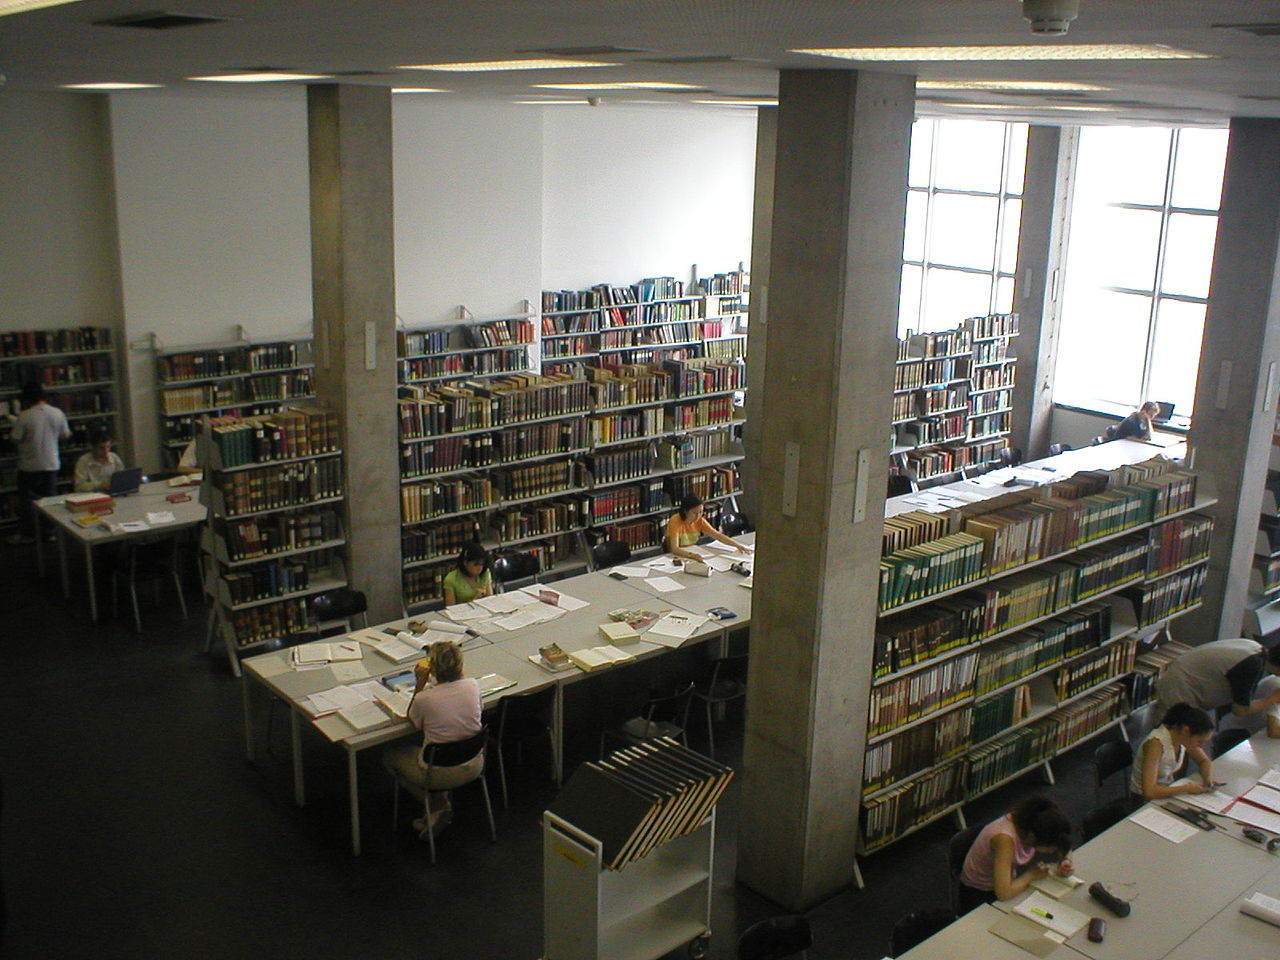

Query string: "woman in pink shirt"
[959, 796, 1074, 912]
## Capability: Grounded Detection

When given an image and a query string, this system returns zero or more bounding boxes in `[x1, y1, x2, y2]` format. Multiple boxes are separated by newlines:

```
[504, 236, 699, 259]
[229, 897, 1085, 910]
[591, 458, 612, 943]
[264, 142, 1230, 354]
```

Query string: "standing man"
[1155, 637, 1280, 723]
[6, 382, 70, 544]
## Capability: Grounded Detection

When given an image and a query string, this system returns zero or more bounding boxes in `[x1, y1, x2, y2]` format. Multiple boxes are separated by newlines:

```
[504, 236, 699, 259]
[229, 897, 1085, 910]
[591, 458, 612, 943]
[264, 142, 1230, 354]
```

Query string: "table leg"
[348, 747, 362, 856]
[290, 710, 305, 806]
[35, 521, 44, 576]
[84, 540, 97, 621]
[57, 530, 68, 597]
[553, 682, 564, 786]
[242, 678, 256, 763]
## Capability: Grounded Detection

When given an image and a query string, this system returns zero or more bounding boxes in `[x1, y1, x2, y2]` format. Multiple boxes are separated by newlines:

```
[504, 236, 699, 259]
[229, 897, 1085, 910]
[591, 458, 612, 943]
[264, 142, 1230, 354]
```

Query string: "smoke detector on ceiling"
[1022, 0, 1080, 37]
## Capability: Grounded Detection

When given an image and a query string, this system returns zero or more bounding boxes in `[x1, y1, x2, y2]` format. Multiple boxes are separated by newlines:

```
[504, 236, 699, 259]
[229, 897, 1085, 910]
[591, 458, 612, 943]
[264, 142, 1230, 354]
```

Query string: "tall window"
[900, 119, 1029, 336]
[1054, 126, 1229, 418]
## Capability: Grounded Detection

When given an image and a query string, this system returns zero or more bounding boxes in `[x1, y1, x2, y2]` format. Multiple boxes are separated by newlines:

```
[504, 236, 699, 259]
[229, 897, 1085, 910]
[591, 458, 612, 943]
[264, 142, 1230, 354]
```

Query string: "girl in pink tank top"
[958, 796, 1074, 912]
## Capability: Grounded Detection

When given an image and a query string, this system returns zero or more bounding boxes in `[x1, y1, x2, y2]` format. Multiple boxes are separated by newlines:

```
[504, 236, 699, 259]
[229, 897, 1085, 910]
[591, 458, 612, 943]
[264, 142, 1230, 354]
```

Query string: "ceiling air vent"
[1211, 22, 1280, 37]
[95, 11, 233, 30]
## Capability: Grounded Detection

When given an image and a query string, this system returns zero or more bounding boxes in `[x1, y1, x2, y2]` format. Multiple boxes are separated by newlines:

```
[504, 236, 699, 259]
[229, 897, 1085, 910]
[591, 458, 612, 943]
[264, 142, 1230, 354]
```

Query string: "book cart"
[197, 404, 348, 676]
[0, 327, 118, 528]
[856, 454, 1216, 885]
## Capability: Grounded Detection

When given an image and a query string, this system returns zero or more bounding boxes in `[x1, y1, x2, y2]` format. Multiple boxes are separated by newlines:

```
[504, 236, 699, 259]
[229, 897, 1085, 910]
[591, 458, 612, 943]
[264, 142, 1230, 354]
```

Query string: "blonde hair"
[430, 640, 464, 683]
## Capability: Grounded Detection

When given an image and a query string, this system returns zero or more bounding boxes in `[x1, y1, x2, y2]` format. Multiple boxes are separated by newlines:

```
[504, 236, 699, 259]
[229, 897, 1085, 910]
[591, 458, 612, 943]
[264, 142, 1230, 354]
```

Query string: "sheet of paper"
[683, 545, 715, 557]
[1240, 783, 1280, 814]
[426, 619, 468, 634]
[303, 690, 342, 715]
[647, 576, 684, 593]
[1129, 805, 1199, 842]
[145, 510, 177, 524]
[329, 661, 369, 683]
[347, 679, 387, 701]
[611, 565, 651, 578]
[339, 700, 392, 731]
[107, 520, 150, 534]
[1031, 874, 1084, 900]
[1171, 783, 1236, 814]
[533, 588, 588, 611]
[1258, 769, 1280, 790]
[294, 642, 333, 664]
[739, 577, 753, 589]
[443, 602, 489, 622]
[644, 557, 682, 572]
[348, 627, 394, 646]
[1011, 891, 1089, 938]
[647, 611, 709, 641]
[987, 913, 1060, 959]
[319, 684, 373, 710]
[706, 542, 742, 552]
[420, 628, 467, 645]
[1224, 799, 1280, 834]
[493, 607, 552, 631]
[369, 637, 419, 662]
[475, 593, 524, 614]
[371, 686, 411, 717]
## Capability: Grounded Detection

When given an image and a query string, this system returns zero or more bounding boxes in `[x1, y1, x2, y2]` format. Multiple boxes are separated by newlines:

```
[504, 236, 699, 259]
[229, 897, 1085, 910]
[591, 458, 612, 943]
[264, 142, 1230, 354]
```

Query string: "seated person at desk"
[664, 494, 752, 562]
[1111, 401, 1160, 441]
[1155, 638, 1280, 722]
[442, 543, 493, 605]
[382, 640, 483, 839]
[959, 796, 1074, 912]
[73, 428, 125, 492]
[1132, 703, 1215, 799]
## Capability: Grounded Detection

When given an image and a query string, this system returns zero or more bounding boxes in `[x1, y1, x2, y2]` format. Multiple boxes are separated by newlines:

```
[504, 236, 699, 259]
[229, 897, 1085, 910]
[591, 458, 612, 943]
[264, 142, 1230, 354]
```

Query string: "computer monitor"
[107, 467, 144, 496]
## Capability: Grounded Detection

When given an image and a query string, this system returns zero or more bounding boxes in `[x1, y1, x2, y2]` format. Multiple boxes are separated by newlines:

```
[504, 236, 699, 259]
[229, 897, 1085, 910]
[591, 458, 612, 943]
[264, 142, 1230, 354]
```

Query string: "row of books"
[1049, 686, 1124, 752]
[975, 603, 1112, 694]
[600, 322, 712, 349]
[971, 389, 1013, 415]
[491, 499, 586, 542]
[590, 407, 665, 445]
[496, 459, 579, 501]
[0, 354, 112, 389]
[397, 375, 594, 438]
[158, 340, 311, 382]
[401, 477, 498, 524]
[1129, 641, 1192, 710]
[229, 597, 311, 647]
[541, 310, 597, 332]
[213, 458, 344, 517]
[862, 707, 972, 797]
[666, 357, 745, 397]
[966, 721, 1055, 797]
[877, 532, 986, 609]
[899, 329, 973, 361]
[974, 366, 1016, 391]
[918, 383, 970, 414]
[973, 340, 1012, 365]
[401, 421, 590, 476]
[543, 336, 596, 358]
[1254, 554, 1280, 594]
[868, 651, 979, 736]
[1122, 563, 1208, 626]
[402, 518, 482, 565]
[222, 509, 343, 562]
[703, 337, 747, 362]
[463, 319, 535, 348]
[0, 327, 112, 358]
[202, 407, 340, 468]
[398, 328, 451, 357]
[159, 371, 315, 416]
[968, 313, 1019, 339]
[665, 464, 742, 503]
[896, 439, 1009, 482]
[657, 432, 735, 469]
[602, 518, 664, 551]
[404, 566, 449, 605]
[892, 393, 915, 423]
[860, 760, 965, 852]
[222, 557, 314, 605]
[584, 481, 669, 524]
[1054, 639, 1137, 700]
[968, 412, 1011, 440]
[971, 686, 1032, 746]
[1147, 513, 1214, 576]
[398, 354, 466, 381]
[666, 395, 737, 430]
[588, 365, 672, 408]
[902, 413, 966, 446]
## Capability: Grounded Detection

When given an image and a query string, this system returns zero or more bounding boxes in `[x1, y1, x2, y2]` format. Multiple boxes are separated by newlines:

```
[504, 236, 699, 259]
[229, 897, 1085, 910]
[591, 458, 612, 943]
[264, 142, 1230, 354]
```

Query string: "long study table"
[240, 538, 755, 854]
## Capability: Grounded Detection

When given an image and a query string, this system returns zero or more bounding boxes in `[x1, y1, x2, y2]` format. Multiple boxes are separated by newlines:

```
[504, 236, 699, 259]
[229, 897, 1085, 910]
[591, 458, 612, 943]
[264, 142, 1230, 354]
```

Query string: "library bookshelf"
[891, 314, 1018, 485]
[397, 269, 749, 610]
[0, 327, 118, 527]
[1245, 454, 1280, 637]
[197, 406, 348, 676]
[154, 336, 315, 467]
[857, 452, 1215, 880]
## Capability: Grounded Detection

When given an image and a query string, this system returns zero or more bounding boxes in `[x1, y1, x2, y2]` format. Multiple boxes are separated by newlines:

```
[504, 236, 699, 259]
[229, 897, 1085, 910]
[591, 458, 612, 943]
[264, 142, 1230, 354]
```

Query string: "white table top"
[36, 478, 206, 543]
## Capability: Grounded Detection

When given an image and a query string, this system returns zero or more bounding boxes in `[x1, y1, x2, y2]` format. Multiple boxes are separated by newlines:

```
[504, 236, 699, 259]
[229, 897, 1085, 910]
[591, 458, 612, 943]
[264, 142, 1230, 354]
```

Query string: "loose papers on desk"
[107, 520, 150, 534]
[443, 601, 489, 622]
[1129, 804, 1200, 842]
[1170, 782, 1236, 814]
[645, 611, 710, 646]
[519, 584, 589, 611]
[292, 640, 362, 665]
[646, 576, 683, 593]
[1258, 768, 1280, 789]
[610, 565, 652, 578]
[145, 510, 176, 525]
[1012, 891, 1089, 938]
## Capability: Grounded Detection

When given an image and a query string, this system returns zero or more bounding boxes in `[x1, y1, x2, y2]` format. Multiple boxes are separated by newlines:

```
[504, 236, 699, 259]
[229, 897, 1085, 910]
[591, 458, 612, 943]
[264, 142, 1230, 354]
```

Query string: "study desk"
[895, 904, 1047, 960]
[35, 479, 207, 621]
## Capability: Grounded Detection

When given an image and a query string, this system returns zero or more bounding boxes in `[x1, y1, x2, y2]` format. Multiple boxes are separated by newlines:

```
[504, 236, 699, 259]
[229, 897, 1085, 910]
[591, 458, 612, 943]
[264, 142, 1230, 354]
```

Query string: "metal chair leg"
[425, 795, 437, 865]
[130, 581, 142, 633]
[172, 572, 189, 619]
[479, 771, 497, 842]
[390, 772, 400, 830]
[705, 700, 716, 760]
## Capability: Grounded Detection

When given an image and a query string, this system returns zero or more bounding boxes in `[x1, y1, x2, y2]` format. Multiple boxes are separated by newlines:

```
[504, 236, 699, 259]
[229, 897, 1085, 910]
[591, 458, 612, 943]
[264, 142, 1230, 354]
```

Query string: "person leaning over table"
[664, 494, 751, 562]
[381, 640, 483, 840]
[73, 428, 125, 492]
[1131, 702, 1216, 800]
[958, 795, 1075, 913]
[1154, 638, 1280, 723]
[442, 542, 493, 606]
[1112, 400, 1161, 441]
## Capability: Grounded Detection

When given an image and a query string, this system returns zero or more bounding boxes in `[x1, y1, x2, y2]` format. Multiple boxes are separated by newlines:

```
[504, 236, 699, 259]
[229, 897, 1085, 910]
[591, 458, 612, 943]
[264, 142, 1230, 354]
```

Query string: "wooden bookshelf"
[857, 454, 1215, 866]
[197, 404, 348, 676]
[155, 337, 315, 465]
[0, 326, 119, 526]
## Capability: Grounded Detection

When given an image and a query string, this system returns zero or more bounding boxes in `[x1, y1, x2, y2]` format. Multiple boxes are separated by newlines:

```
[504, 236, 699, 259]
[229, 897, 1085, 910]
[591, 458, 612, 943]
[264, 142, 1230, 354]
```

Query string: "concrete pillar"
[1184, 118, 1280, 641]
[307, 84, 402, 622]
[741, 106, 777, 520]
[1010, 125, 1077, 461]
[737, 69, 914, 909]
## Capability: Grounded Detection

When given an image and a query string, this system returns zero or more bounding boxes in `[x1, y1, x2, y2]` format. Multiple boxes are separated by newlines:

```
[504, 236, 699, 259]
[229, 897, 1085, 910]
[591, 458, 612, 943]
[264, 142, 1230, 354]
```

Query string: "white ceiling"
[4, 1, 1280, 123]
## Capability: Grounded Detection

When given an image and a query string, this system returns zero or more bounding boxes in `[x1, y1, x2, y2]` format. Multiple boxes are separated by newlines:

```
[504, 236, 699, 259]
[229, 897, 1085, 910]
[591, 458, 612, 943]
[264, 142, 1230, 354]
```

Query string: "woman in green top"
[443, 543, 494, 605]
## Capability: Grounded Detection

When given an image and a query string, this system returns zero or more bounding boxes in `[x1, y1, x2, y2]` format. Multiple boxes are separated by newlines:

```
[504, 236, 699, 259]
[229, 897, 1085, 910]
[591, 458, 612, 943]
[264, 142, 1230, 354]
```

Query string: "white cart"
[542, 810, 715, 960]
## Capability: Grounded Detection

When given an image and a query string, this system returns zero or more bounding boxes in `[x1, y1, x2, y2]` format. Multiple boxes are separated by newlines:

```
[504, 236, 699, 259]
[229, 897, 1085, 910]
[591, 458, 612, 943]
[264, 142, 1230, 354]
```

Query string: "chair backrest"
[889, 908, 957, 957]
[591, 539, 632, 569]
[1211, 726, 1250, 758]
[128, 534, 180, 571]
[644, 682, 696, 724]
[999, 446, 1024, 466]
[311, 587, 368, 621]
[1081, 797, 1137, 843]
[424, 725, 488, 769]
[1048, 442, 1072, 456]
[493, 552, 539, 583]
[737, 914, 813, 960]
[720, 510, 753, 537]
[497, 686, 554, 737]
[887, 474, 915, 498]
[947, 823, 983, 907]
[1092, 741, 1133, 787]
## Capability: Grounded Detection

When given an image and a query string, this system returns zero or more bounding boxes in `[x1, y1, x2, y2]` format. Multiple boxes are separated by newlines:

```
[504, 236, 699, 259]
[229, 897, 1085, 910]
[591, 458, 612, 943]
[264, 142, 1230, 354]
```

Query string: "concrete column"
[1184, 118, 1280, 641]
[737, 69, 914, 909]
[307, 84, 402, 622]
[741, 106, 776, 520]
[1010, 125, 1077, 461]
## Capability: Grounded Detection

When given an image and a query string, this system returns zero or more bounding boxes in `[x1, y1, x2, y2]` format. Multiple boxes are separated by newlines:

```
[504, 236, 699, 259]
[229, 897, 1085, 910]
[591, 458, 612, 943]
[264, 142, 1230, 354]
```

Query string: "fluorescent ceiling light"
[513, 99, 590, 105]
[391, 87, 449, 94]
[931, 101, 1115, 112]
[0, 0, 85, 17]
[917, 80, 1109, 91]
[534, 81, 702, 90]
[190, 72, 330, 83]
[399, 59, 613, 72]
[692, 99, 778, 107]
[794, 44, 1213, 62]
[62, 81, 162, 90]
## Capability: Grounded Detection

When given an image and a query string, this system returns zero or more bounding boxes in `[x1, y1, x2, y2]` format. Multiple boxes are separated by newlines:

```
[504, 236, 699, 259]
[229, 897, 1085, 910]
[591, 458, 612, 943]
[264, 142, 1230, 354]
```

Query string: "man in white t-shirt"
[7, 382, 70, 544]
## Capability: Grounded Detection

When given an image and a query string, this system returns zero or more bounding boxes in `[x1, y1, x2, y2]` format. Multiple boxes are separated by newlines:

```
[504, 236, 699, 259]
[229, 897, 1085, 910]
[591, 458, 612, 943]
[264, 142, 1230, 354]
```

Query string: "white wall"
[110, 89, 313, 468]
[541, 104, 757, 289]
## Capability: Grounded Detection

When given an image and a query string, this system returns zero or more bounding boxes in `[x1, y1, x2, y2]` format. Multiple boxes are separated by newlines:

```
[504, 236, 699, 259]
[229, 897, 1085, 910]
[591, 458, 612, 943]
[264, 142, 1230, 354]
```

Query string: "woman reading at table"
[959, 796, 1074, 912]
[1131, 702, 1216, 800]
[664, 494, 751, 562]
[442, 543, 493, 606]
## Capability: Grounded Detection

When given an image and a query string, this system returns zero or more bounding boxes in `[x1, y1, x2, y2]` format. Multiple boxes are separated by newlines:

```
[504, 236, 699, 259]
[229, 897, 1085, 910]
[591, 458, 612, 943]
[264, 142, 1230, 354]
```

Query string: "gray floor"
[0, 540, 1113, 960]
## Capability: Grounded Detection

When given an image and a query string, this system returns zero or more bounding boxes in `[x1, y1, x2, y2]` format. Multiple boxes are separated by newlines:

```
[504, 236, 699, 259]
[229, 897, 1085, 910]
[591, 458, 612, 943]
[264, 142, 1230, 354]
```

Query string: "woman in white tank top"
[1132, 702, 1216, 799]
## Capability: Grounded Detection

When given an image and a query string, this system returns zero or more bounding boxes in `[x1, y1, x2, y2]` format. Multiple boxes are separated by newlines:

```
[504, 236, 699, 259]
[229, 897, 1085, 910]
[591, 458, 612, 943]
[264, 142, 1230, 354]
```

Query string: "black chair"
[887, 473, 915, 497]
[148, 470, 183, 482]
[1212, 726, 1251, 758]
[889, 908, 956, 957]
[720, 510, 753, 537]
[387, 726, 497, 864]
[111, 534, 189, 633]
[492, 551, 540, 586]
[494, 686, 556, 806]
[1081, 797, 1140, 843]
[311, 587, 369, 637]
[1048, 443, 1072, 456]
[1091, 740, 1133, 805]
[999, 446, 1024, 467]
[947, 823, 983, 913]
[591, 539, 632, 570]
[737, 914, 812, 960]
[692, 648, 749, 759]
[600, 682, 695, 759]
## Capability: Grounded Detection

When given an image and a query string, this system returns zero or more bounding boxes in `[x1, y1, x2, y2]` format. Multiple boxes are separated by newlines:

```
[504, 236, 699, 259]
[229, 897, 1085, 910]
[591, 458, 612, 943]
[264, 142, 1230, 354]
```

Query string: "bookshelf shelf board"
[598, 340, 702, 354]
[586, 452, 746, 491]
[402, 553, 459, 571]
[867, 696, 974, 747]
[500, 486, 589, 510]
[585, 489, 739, 530]
[400, 371, 487, 385]
[0, 379, 115, 396]
[670, 388, 742, 403]
[592, 433, 667, 450]
[158, 363, 314, 389]
[1144, 555, 1210, 584]
[542, 353, 601, 363]
[592, 398, 673, 415]
[968, 408, 1012, 419]
[971, 627, 1137, 706]
[225, 573, 347, 612]
[970, 675, 1130, 756]
[967, 431, 1011, 443]
[973, 359, 1016, 369]
[891, 417, 917, 427]
[0, 347, 114, 363]
[858, 800, 966, 856]
[601, 318, 705, 331]
[893, 378, 970, 395]
[542, 307, 600, 317]
[896, 351, 973, 365]
[213, 449, 343, 474]
[636, 294, 702, 305]
[222, 494, 345, 522]
[680, 418, 744, 434]
[919, 406, 970, 417]
[222, 537, 348, 569]
[401, 447, 591, 483]
[400, 340, 534, 360]
[495, 525, 588, 548]
[161, 395, 317, 418]
[971, 332, 1020, 343]
[163, 439, 191, 449]
[969, 385, 1014, 395]
[65, 410, 119, 422]
[599, 867, 712, 935]
[400, 410, 588, 445]
[401, 502, 499, 527]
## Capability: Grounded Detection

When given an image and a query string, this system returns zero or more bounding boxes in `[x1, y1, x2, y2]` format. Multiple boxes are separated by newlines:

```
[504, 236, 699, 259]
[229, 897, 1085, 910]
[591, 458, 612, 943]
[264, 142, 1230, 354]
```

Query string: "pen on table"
[1029, 907, 1054, 920]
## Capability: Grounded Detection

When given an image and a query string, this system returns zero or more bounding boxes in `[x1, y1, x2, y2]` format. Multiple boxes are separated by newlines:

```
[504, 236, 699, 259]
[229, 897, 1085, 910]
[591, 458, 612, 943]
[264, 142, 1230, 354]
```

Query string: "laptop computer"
[1152, 401, 1174, 424]
[107, 467, 145, 496]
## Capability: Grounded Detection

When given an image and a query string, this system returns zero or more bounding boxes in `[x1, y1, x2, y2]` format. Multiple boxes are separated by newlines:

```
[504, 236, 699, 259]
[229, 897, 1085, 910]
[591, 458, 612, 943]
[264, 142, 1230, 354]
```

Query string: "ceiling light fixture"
[61, 81, 162, 90]
[534, 81, 702, 90]
[1022, 0, 1080, 37]
[391, 87, 449, 94]
[189, 72, 330, 83]
[916, 80, 1109, 92]
[513, 99, 591, 105]
[0, 0, 86, 17]
[793, 44, 1213, 62]
[399, 58, 614, 72]
[692, 99, 778, 107]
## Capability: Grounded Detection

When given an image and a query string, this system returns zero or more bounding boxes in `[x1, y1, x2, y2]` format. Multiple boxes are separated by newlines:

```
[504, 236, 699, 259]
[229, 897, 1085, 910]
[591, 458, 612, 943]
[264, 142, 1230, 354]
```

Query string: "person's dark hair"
[678, 494, 704, 520]
[1266, 644, 1280, 668]
[430, 640, 464, 683]
[19, 381, 43, 405]
[1140, 401, 1160, 415]
[1161, 702, 1214, 735]
[455, 542, 490, 574]
[1010, 796, 1072, 855]
[88, 427, 113, 447]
